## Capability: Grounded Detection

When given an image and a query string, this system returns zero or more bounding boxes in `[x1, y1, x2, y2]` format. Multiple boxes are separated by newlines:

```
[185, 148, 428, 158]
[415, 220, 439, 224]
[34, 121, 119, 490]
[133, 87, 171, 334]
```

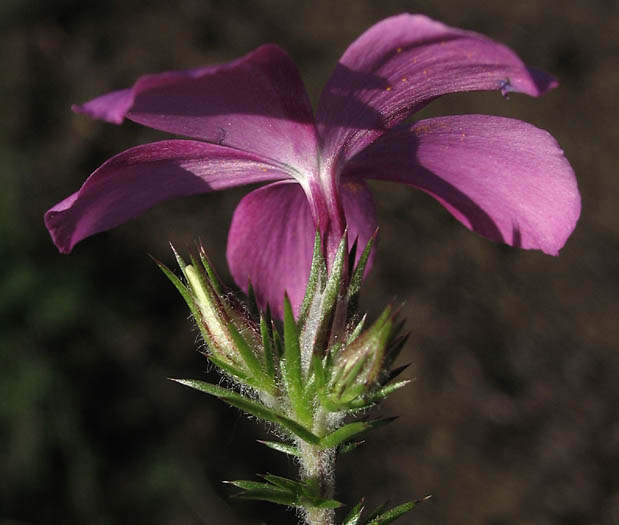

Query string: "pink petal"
[317, 13, 557, 163]
[45, 140, 289, 253]
[343, 115, 580, 255]
[73, 45, 319, 172]
[226, 180, 378, 317]
[340, 178, 378, 273]
[226, 181, 315, 318]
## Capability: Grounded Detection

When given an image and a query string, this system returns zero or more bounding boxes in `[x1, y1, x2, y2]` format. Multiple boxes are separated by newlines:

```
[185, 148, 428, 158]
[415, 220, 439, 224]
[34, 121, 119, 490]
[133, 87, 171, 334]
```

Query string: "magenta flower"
[45, 14, 580, 317]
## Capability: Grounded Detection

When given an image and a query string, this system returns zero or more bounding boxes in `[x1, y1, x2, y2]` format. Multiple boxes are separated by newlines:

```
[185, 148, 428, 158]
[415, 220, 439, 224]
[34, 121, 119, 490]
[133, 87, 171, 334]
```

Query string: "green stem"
[298, 442, 336, 525]
[298, 408, 336, 525]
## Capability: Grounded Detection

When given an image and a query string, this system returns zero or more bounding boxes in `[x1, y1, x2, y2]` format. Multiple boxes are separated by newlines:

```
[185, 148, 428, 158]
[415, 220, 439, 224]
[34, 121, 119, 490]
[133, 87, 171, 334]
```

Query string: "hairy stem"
[298, 407, 336, 525]
[298, 441, 336, 525]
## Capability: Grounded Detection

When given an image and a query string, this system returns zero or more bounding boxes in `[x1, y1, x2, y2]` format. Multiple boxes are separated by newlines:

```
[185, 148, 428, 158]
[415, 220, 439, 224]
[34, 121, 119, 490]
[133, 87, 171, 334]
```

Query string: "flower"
[45, 14, 580, 317]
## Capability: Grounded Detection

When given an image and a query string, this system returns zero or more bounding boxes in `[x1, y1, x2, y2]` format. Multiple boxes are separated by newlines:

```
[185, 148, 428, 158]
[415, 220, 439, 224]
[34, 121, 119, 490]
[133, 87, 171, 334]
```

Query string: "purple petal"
[340, 179, 378, 273]
[73, 45, 318, 171]
[45, 140, 290, 253]
[317, 13, 557, 163]
[226, 180, 378, 317]
[343, 115, 580, 255]
[226, 181, 315, 318]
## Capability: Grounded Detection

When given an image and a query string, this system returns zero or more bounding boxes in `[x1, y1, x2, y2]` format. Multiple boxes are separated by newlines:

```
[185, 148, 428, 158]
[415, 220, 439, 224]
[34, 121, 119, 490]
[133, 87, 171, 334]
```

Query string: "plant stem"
[298, 440, 336, 525]
[298, 408, 336, 525]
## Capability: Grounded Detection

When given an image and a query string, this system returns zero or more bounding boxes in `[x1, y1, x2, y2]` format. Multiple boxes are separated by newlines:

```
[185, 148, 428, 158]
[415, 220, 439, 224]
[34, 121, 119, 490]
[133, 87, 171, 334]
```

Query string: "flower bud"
[158, 245, 274, 395]
[327, 306, 396, 406]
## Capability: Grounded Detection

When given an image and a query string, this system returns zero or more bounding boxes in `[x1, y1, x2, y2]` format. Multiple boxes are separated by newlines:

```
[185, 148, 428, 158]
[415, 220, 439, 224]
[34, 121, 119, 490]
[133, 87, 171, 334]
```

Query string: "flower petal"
[317, 13, 557, 163]
[343, 115, 580, 255]
[73, 45, 318, 171]
[226, 179, 378, 317]
[340, 179, 378, 273]
[45, 140, 289, 253]
[226, 181, 315, 318]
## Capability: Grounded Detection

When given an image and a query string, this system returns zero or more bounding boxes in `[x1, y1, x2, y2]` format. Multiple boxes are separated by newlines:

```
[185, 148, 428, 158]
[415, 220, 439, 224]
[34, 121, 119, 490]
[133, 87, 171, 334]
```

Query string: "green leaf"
[260, 311, 276, 380]
[348, 230, 377, 316]
[369, 380, 411, 402]
[320, 418, 397, 449]
[227, 321, 275, 394]
[363, 502, 389, 522]
[338, 440, 365, 455]
[283, 295, 313, 426]
[226, 476, 343, 509]
[171, 379, 320, 444]
[224, 479, 270, 491]
[207, 354, 273, 392]
[262, 474, 303, 492]
[207, 354, 251, 382]
[235, 487, 298, 506]
[342, 499, 365, 525]
[308, 498, 344, 509]
[257, 440, 299, 457]
[366, 501, 415, 524]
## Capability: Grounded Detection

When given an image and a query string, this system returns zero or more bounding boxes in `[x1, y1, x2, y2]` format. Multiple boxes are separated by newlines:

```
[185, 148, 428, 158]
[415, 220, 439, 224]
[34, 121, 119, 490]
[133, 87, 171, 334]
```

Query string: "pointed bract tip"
[169, 243, 187, 269]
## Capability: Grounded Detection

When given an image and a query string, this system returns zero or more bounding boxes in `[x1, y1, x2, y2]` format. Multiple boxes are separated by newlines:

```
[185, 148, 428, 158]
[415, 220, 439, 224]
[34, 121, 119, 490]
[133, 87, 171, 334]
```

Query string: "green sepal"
[246, 281, 259, 320]
[153, 258, 210, 343]
[257, 440, 300, 457]
[227, 321, 276, 395]
[382, 363, 410, 385]
[383, 332, 410, 372]
[342, 499, 365, 525]
[312, 233, 348, 354]
[169, 243, 188, 271]
[260, 310, 276, 381]
[272, 324, 283, 359]
[303, 373, 318, 406]
[346, 314, 367, 345]
[298, 231, 327, 330]
[198, 244, 223, 295]
[311, 352, 326, 390]
[171, 379, 320, 444]
[319, 417, 397, 449]
[188, 252, 213, 299]
[348, 230, 377, 317]
[365, 501, 415, 525]
[283, 295, 313, 426]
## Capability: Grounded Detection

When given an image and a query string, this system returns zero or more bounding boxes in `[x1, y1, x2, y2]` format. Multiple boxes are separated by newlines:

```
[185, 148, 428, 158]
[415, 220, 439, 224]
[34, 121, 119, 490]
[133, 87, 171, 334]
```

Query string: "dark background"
[2, 1, 617, 523]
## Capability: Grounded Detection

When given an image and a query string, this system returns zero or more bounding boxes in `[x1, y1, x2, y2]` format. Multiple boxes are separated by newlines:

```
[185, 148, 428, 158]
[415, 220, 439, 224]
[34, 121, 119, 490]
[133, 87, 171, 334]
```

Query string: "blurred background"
[1, 0, 617, 523]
